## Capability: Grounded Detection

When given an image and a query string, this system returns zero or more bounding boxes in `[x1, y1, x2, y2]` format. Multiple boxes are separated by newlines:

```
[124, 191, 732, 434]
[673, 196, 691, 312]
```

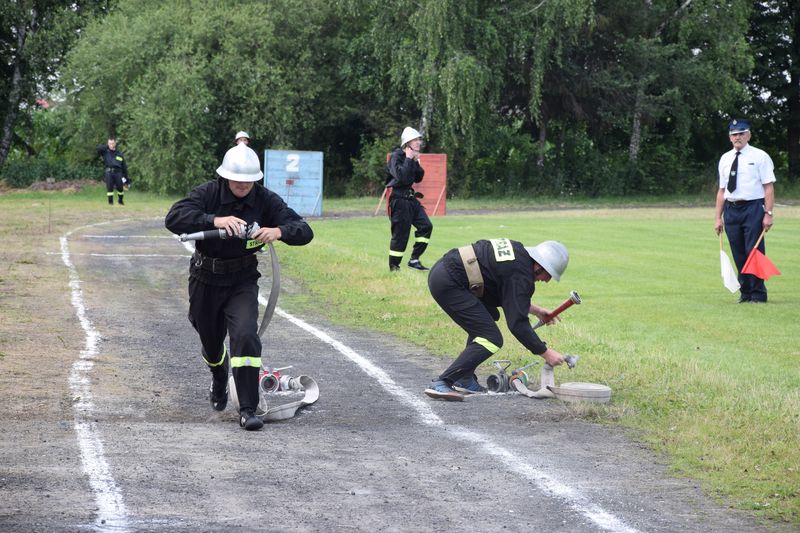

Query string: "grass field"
[2, 183, 798, 524]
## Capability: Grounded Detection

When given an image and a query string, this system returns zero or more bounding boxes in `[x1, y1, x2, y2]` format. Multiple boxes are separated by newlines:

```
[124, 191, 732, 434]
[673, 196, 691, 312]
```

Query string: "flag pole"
[751, 228, 767, 253]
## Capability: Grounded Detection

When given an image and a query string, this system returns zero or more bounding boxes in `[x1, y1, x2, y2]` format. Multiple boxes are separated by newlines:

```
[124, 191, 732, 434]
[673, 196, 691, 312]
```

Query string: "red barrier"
[383, 153, 447, 216]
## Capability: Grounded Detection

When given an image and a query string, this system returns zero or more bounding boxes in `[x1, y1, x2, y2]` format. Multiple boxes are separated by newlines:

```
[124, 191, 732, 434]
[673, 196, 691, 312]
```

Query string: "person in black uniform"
[386, 126, 433, 271]
[165, 144, 313, 430]
[97, 136, 130, 205]
[424, 239, 569, 401]
[714, 118, 776, 303]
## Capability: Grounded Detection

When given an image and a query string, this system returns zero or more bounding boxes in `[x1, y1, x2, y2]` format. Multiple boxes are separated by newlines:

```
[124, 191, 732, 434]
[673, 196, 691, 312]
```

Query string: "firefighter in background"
[235, 131, 250, 145]
[386, 126, 433, 271]
[424, 239, 569, 401]
[165, 144, 313, 430]
[96, 136, 130, 205]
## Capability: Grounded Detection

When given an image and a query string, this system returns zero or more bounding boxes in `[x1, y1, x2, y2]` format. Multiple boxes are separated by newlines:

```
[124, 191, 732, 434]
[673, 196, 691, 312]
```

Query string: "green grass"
[3, 184, 799, 523]
[276, 206, 800, 524]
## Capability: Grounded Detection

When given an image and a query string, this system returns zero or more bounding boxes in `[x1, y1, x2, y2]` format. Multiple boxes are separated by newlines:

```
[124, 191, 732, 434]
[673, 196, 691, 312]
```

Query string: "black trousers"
[428, 260, 503, 384]
[724, 200, 767, 301]
[389, 196, 432, 266]
[105, 170, 124, 203]
[188, 277, 261, 411]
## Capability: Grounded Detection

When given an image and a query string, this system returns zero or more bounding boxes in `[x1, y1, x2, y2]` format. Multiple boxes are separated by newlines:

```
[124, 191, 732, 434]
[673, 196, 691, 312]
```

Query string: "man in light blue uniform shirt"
[714, 119, 776, 303]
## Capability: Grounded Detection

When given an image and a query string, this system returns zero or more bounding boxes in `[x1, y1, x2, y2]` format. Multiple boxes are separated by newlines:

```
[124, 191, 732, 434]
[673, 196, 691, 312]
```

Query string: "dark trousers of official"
[105, 170, 124, 204]
[389, 197, 432, 267]
[724, 200, 767, 302]
[188, 278, 261, 411]
[428, 260, 502, 384]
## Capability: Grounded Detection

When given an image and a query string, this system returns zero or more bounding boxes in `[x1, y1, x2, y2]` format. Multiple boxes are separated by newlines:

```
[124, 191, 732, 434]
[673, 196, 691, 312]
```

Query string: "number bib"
[490, 238, 515, 262]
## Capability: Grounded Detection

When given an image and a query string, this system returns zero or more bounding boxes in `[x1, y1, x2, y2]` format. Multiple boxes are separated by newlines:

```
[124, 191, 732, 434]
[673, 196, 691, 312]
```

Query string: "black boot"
[108, 196, 114, 205]
[209, 371, 229, 411]
[117, 196, 124, 205]
[208, 353, 230, 411]
[239, 409, 264, 431]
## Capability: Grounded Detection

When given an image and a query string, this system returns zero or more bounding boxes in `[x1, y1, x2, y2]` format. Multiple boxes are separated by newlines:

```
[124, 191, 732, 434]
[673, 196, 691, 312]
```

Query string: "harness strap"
[458, 245, 484, 297]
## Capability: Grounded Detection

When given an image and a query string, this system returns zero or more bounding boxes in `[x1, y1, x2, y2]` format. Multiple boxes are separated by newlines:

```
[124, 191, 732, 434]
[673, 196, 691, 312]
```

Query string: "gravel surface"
[0, 218, 780, 532]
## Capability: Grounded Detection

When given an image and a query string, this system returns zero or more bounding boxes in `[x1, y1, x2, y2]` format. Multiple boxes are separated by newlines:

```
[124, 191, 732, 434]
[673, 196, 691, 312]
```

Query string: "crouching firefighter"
[424, 239, 570, 401]
[165, 144, 313, 430]
[386, 126, 433, 272]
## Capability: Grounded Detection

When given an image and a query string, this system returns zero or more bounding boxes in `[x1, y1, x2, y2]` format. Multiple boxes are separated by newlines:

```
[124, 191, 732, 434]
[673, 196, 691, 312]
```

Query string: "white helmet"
[235, 131, 250, 141]
[400, 126, 423, 148]
[216, 144, 263, 182]
[525, 241, 569, 281]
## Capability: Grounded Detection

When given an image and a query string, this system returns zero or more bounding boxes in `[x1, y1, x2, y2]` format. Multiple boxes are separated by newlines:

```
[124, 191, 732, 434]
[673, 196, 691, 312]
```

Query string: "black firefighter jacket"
[165, 178, 313, 286]
[439, 239, 548, 355]
[386, 148, 424, 198]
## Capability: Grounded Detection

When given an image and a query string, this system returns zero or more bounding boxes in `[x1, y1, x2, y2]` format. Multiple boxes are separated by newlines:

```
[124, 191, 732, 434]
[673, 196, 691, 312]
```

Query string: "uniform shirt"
[165, 177, 313, 286]
[96, 144, 128, 178]
[386, 148, 424, 197]
[718, 144, 775, 202]
[441, 238, 547, 355]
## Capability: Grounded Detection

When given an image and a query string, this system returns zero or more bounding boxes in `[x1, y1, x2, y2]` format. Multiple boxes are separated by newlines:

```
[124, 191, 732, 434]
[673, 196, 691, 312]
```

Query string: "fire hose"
[180, 222, 319, 420]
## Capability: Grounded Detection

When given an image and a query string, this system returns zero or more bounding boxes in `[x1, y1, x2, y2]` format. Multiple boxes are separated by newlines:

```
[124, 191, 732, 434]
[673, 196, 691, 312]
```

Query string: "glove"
[414, 191, 424, 199]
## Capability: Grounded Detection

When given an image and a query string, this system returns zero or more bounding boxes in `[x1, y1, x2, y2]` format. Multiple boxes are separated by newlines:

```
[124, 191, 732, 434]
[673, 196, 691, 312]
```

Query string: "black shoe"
[239, 409, 264, 431]
[390, 265, 400, 272]
[738, 296, 751, 304]
[118, 198, 124, 205]
[209, 377, 228, 412]
[408, 259, 429, 271]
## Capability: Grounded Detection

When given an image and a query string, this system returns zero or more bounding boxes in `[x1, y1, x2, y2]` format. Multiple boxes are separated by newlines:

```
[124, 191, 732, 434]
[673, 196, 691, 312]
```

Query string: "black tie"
[727, 151, 740, 193]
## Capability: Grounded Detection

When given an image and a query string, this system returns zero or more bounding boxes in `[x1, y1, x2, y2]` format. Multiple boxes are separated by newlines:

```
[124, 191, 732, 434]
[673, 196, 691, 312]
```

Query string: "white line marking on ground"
[61, 227, 130, 532]
[176, 238, 637, 531]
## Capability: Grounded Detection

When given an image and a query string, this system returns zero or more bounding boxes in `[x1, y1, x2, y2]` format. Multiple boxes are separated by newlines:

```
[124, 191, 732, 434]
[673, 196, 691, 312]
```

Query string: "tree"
[63, 0, 336, 194]
[0, 0, 104, 169]
[747, 0, 800, 182]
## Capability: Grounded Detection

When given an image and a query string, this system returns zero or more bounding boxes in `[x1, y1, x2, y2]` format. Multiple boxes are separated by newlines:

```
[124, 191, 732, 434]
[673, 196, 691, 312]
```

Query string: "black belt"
[105, 167, 123, 173]
[192, 252, 257, 274]
[726, 199, 760, 206]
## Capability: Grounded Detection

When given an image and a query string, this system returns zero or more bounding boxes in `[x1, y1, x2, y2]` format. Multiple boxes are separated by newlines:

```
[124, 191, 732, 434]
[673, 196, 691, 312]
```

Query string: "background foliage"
[1, 0, 798, 196]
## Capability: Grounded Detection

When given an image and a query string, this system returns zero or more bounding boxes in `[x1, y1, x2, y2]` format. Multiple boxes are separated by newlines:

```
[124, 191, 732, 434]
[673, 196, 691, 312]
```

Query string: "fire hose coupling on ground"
[499, 289, 611, 402]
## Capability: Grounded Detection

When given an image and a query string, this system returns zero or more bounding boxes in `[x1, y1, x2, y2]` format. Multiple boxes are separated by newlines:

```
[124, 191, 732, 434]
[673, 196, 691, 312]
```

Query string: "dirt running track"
[1, 218, 775, 532]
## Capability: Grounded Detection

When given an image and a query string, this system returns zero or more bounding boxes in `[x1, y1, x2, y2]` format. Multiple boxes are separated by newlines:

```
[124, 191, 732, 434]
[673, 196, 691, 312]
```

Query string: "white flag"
[720, 250, 740, 293]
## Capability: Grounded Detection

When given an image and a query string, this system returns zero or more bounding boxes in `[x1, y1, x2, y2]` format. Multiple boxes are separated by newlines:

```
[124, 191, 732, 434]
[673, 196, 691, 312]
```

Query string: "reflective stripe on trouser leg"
[389, 197, 412, 257]
[473, 336, 500, 354]
[410, 203, 432, 260]
[389, 249, 404, 269]
[202, 344, 227, 367]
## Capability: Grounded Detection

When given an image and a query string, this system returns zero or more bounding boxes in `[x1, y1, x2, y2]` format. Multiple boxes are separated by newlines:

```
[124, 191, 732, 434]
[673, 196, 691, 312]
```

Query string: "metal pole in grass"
[373, 187, 388, 216]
